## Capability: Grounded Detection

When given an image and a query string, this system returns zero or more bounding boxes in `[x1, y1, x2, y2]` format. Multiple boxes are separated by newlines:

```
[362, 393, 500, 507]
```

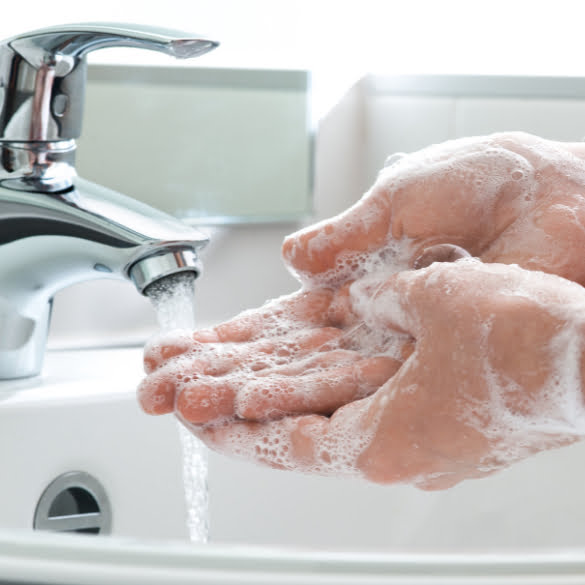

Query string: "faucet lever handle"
[0, 23, 219, 142]
[9, 23, 219, 75]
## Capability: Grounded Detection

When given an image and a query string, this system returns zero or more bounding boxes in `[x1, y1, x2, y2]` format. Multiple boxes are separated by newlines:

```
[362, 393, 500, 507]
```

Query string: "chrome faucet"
[0, 23, 219, 379]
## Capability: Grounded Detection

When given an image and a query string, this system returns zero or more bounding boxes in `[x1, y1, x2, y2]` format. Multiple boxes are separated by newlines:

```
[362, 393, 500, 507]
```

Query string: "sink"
[3, 347, 585, 584]
[5, 346, 585, 555]
[1, 531, 585, 585]
[0, 347, 190, 541]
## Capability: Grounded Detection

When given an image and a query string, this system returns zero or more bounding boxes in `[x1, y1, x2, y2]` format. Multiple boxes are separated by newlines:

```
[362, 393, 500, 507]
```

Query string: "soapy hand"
[140, 261, 585, 489]
[282, 131, 585, 287]
[139, 285, 409, 422]
[138, 131, 585, 488]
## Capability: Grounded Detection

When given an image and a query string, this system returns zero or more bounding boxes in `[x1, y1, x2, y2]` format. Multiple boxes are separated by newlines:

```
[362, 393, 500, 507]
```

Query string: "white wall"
[3, 1, 585, 76]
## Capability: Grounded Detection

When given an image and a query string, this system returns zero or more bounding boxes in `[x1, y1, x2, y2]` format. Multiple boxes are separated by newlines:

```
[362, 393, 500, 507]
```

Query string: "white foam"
[478, 313, 585, 470]
[438, 264, 585, 475]
[190, 397, 376, 478]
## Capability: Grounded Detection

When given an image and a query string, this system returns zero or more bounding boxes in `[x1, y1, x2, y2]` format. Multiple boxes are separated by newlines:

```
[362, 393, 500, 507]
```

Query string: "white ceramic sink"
[1, 531, 585, 585]
[0, 347, 190, 541]
[3, 348, 585, 584]
[5, 346, 585, 553]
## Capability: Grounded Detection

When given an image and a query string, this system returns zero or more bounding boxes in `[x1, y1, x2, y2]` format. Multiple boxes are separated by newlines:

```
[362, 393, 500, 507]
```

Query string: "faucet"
[0, 23, 219, 379]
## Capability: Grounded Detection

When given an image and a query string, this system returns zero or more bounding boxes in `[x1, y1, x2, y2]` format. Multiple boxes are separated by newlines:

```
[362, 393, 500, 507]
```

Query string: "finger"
[282, 186, 393, 280]
[235, 355, 401, 421]
[141, 364, 248, 424]
[176, 377, 239, 424]
[144, 334, 238, 376]
[255, 348, 362, 377]
[175, 329, 410, 426]
[145, 328, 346, 424]
[137, 370, 181, 416]
[245, 326, 345, 370]
[144, 330, 205, 374]
[198, 326, 344, 376]
[188, 396, 375, 476]
[193, 288, 335, 344]
[145, 314, 341, 375]
[139, 351, 231, 416]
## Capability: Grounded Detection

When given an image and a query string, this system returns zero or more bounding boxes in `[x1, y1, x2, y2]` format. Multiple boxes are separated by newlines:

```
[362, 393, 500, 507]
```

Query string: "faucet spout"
[0, 172, 208, 379]
[0, 23, 219, 379]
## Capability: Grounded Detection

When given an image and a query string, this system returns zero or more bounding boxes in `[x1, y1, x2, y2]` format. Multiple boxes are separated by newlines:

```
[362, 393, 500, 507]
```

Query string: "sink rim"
[1, 530, 585, 585]
[0, 346, 145, 403]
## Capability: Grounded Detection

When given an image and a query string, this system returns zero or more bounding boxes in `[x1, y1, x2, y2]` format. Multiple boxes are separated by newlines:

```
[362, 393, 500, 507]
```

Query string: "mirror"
[77, 65, 313, 224]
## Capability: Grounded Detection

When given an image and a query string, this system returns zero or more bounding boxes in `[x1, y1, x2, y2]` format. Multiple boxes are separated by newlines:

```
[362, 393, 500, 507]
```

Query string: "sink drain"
[34, 471, 111, 535]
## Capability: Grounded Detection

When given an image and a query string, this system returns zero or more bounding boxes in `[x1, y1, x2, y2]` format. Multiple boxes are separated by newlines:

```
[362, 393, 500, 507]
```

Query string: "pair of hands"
[138, 132, 585, 490]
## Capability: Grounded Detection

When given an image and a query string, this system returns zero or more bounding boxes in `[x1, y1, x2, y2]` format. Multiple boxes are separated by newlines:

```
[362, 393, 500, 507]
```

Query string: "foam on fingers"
[176, 378, 238, 425]
[209, 288, 337, 343]
[235, 355, 401, 421]
[254, 349, 362, 377]
[143, 329, 200, 373]
[137, 374, 176, 415]
[191, 395, 377, 477]
[372, 261, 585, 477]
[282, 192, 394, 280]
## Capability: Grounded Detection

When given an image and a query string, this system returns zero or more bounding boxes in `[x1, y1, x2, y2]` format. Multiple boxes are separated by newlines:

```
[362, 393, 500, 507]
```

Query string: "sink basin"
[3, 347, 585, 584]
[4, 345, 585, 556]
[0, 347, 190, 541]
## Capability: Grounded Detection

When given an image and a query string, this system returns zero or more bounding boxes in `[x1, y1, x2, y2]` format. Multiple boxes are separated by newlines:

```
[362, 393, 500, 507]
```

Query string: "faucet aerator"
[129, 248, 203, 296]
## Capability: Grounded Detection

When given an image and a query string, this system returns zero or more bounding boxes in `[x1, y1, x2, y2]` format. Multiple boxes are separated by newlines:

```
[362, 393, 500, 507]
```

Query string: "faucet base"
[0, 300, 51, 379]
[0, 141, 76, 193]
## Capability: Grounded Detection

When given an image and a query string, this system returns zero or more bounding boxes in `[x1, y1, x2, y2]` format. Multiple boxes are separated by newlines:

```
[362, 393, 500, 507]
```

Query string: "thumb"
[282, 185, 394, 284]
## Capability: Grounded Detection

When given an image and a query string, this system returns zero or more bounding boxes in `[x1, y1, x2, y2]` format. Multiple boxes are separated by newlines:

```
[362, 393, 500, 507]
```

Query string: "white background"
[2, 0, 585, 76]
